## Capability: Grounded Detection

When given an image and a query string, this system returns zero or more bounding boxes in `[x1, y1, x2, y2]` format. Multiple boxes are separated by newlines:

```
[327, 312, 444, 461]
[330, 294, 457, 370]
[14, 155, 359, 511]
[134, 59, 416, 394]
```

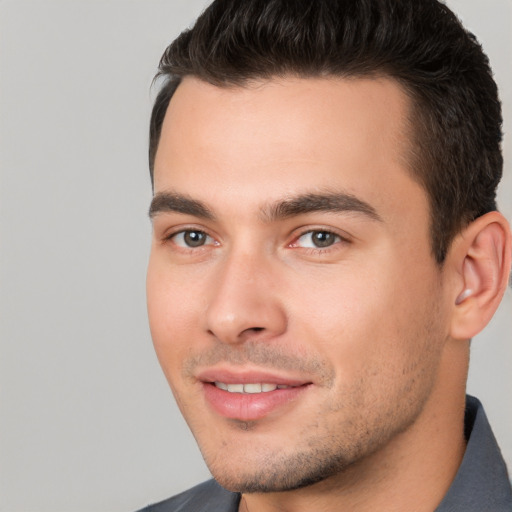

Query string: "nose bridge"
[205, 244, 286, 344]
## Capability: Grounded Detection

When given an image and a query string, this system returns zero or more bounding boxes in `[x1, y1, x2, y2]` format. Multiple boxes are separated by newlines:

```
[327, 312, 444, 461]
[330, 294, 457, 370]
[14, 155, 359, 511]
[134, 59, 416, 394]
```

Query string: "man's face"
[147, 76, 451, 492]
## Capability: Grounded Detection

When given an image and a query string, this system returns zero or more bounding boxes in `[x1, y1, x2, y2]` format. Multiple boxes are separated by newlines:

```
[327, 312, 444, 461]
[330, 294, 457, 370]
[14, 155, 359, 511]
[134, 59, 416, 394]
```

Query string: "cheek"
[286, 262, 389, 344]
[285, 258, 441, 382]
[146, 259, 201, 374]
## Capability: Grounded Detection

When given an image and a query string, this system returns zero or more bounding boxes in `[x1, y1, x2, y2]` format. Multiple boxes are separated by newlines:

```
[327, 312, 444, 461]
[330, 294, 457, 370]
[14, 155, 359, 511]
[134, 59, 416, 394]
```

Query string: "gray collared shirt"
[435, 395, 512, 511]
[139, 396, 512, 511]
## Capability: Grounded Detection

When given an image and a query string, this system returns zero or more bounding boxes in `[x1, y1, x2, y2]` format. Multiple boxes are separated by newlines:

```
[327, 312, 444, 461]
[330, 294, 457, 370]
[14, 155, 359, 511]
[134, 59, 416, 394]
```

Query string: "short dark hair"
[149, 0, 503, 263]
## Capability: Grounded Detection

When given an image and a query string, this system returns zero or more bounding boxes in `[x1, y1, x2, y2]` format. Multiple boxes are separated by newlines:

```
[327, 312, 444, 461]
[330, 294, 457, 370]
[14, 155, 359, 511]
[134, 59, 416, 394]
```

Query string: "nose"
[205, 250, 287, 345]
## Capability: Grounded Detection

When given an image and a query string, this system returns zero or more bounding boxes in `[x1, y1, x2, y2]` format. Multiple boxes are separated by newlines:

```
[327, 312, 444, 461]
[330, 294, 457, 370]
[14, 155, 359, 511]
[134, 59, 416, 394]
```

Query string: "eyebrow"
[149, 191, 382, 223]
[149, 192, 215, 220]
[261, 192, 382, 222]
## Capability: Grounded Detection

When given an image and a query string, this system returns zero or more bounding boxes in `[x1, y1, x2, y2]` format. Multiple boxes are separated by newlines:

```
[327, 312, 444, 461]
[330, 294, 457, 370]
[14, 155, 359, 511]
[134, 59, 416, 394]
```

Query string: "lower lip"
[203, 383, 309, 421]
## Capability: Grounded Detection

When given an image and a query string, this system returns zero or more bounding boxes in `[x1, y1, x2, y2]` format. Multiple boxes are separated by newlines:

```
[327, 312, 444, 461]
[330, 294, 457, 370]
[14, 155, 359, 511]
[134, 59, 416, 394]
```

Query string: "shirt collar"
[435, 395, 512, 511]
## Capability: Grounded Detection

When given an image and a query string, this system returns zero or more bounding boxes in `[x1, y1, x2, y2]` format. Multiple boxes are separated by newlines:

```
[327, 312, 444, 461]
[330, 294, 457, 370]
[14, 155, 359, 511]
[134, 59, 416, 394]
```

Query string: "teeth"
[214, 382, 289, 394]
[244, 383, 262, 394]
[227, 383, 244, 393]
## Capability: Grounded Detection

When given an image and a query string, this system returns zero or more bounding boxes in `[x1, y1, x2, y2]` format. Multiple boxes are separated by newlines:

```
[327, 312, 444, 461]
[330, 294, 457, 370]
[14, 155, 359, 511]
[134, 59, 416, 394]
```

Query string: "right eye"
[170, 230, 214, 248]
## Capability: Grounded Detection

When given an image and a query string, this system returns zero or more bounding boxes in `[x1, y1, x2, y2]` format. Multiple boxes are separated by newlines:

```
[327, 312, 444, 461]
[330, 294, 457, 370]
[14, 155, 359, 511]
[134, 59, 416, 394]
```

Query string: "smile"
[214, 382, 296, 393]
[205, 380, 310, 421]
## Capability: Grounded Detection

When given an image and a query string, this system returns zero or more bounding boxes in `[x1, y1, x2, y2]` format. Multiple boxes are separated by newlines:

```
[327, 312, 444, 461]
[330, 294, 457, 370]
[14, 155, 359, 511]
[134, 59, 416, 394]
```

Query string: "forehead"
[153, 75, 426, 224]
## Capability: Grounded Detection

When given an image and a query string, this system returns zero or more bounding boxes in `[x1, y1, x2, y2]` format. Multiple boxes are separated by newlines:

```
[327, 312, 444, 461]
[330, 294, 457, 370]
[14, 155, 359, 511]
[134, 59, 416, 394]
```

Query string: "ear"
[448, 211, 511, 340]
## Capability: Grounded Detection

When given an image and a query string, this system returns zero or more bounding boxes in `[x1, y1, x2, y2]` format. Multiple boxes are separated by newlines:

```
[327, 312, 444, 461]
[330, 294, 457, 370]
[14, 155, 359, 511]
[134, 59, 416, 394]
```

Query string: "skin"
[147, 76, 471, 511]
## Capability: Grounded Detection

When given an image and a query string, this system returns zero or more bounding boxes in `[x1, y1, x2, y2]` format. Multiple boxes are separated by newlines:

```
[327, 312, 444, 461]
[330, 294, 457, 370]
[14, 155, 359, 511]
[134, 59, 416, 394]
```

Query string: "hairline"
[149, 71, 451, 265]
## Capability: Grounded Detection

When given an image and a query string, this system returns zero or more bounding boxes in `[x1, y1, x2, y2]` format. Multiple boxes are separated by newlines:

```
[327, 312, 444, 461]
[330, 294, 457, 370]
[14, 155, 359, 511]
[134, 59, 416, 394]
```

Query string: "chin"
[204, 444, 357, 494]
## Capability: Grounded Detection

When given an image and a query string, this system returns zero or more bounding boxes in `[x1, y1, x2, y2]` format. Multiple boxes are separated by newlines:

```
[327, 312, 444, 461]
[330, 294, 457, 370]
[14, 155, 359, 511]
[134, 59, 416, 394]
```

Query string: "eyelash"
[288, 228, 350, 253]
[289, 229, 346, 252]
[164, 228, 216, 250]
[162, 227, 350, 254]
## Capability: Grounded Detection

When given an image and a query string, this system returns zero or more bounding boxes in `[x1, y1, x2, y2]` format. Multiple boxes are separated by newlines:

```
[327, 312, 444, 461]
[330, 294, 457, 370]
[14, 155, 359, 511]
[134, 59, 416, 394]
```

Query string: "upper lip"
[196, 367, 311, 387]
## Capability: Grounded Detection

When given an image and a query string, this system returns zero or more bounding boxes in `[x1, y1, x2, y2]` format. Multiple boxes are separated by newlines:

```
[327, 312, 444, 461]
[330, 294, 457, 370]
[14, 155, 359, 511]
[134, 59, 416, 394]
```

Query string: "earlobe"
[449, 211, 511, 340]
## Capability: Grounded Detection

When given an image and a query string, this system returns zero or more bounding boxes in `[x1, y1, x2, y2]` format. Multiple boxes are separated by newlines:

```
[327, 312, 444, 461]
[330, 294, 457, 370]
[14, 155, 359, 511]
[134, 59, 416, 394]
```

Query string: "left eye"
[294, 230, 341, 248]
[171, 230, 214, 248]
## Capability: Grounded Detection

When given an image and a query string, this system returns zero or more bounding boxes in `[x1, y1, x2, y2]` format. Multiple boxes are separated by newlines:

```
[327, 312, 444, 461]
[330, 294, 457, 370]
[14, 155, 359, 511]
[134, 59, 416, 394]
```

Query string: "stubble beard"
[184, 297, 445, 494]
[200, 378, 436, 494]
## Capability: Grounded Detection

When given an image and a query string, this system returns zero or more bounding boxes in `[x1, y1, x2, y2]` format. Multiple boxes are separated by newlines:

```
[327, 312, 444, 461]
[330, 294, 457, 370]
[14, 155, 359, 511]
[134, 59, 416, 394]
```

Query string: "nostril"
[240, 326, 265, 337]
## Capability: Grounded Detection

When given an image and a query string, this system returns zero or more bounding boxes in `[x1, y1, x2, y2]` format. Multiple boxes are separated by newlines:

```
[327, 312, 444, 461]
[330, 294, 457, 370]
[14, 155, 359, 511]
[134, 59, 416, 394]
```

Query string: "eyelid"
[288, 227, 352, 250]
[174, 231, 213, 248]
[161, 225, 219, 248]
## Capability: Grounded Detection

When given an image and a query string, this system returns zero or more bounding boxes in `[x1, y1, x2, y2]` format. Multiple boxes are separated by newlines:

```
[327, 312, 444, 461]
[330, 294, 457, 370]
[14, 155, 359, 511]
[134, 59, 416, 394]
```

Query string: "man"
[140, 0, 512, 510]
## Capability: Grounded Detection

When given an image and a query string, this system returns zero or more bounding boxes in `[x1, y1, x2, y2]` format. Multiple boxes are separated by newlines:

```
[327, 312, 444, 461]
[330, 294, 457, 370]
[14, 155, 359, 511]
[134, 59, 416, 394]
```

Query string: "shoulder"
[136, 479, 240, 512]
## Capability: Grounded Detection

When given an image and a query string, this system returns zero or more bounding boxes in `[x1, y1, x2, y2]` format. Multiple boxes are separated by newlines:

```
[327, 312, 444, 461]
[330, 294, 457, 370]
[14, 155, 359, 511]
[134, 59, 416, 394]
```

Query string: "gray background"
[0, 1, 510, 511]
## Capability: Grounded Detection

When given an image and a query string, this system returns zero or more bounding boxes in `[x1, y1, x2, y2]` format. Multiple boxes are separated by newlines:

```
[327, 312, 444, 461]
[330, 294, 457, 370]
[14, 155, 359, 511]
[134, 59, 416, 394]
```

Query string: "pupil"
[184, 231, 205, 247]
[313, 232, 334, 248]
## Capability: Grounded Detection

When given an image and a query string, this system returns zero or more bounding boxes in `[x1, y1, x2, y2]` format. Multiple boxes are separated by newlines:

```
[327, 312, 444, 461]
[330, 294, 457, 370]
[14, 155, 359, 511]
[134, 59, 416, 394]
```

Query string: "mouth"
[213, 382, 298, 394]
[198, 370, 312, 421]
